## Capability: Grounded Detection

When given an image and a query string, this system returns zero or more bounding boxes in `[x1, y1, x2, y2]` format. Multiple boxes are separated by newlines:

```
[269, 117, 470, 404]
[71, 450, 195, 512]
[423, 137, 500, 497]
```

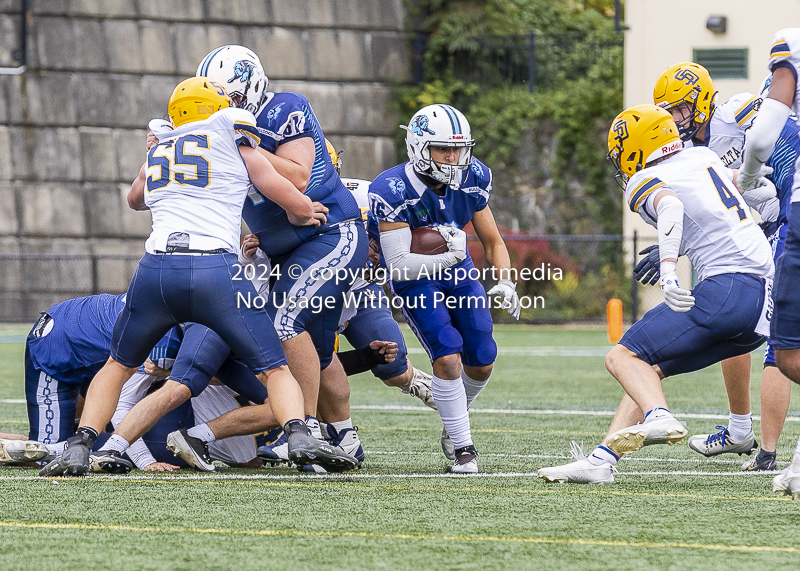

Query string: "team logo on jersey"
[674, 69, 700, 86]
[229, 60, 257, 85]
[387, 177, 406, 196]
[471, 161, 482, 177]
[611, 119, 628, 143]
[266, 103, 285, 122]
[410, 115, 435, 137]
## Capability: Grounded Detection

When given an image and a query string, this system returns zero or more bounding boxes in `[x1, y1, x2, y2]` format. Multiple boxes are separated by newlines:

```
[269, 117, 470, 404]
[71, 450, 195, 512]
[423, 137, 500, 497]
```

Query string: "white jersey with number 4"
[625, 147, 774, 281]
[144, 107, 261, 254]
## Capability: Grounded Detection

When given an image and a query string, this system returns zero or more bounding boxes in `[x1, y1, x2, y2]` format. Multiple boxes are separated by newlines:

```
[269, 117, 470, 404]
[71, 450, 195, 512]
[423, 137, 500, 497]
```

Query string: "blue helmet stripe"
[199, 46, 227, 76]
[440, 105, 461, 135]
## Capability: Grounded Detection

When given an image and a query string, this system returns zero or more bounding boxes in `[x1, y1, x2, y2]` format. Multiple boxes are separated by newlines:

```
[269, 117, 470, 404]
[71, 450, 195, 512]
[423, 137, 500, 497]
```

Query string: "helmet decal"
[674, 68, 700, 86]
[229, 60, 256, 85]
[612, 119, 629, 143]
[410, 114, 436, 137]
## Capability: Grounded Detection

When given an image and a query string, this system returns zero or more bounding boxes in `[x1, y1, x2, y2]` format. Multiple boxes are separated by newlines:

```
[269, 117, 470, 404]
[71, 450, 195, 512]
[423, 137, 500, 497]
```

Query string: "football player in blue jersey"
[646, 63, 800, 470]
[368, 104, 520, 474]
[195, 45, 369, 450]
[21, 293, 182, 470]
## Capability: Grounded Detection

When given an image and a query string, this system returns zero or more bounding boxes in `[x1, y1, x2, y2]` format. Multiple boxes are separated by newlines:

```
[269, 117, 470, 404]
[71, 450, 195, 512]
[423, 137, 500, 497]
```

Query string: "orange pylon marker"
[607, 298, 623, 343]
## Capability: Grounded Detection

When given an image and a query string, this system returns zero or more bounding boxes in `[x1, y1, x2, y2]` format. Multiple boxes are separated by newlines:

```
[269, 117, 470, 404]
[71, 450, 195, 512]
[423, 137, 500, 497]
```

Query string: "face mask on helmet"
[197, 45, 269, 115]
[402, 104, 475, 190]
[653, 62, 717, 141]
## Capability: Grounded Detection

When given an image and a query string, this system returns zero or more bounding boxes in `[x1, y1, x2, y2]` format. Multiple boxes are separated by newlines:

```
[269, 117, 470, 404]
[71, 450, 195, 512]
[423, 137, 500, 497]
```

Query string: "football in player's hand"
[410, 226, 448, 255]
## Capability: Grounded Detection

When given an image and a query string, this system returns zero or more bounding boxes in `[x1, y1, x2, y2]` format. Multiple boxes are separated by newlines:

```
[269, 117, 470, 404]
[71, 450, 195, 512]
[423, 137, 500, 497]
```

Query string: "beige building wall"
[622, 0, 800, 304]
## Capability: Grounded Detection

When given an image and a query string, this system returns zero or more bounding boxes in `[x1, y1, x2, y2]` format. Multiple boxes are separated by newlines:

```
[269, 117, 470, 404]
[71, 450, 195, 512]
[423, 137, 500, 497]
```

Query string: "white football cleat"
[0, 438, 50, 463]
[538, 442, 616, 484]
[446, 445, 478, 474]
[773, 466, 800, 500]
[401, 369, 437, 410]
[606, 415, 687, 455]
[688, 426, 757, 457]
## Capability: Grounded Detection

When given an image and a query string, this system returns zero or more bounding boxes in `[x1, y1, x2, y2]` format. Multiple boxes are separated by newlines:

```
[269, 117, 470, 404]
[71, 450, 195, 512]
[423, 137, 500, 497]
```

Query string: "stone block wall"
[0, 0, 411, 320]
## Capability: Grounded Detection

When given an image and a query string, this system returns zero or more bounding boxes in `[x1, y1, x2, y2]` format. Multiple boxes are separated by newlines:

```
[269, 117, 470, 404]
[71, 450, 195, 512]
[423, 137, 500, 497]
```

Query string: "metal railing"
[442, 32, 623, 92]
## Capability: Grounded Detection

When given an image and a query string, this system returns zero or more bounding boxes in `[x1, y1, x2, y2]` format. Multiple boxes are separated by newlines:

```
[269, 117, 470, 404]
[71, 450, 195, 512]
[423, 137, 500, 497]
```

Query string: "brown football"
[410, 226, 448, 255]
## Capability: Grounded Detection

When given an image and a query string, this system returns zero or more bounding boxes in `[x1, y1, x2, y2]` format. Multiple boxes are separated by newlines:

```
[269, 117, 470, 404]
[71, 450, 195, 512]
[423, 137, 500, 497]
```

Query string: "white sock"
[331, 419, 353, 432]
[46, 442, 66, 457]
[187, 423, 216, 444]
[432, 375, 472, 449]
[727, 412, 752, 442]
[305, 415, 324, 440]
[461, 369, 489, 410]
[588, 445, 619, 466]
[644, 407, 673, 422]
[104, 434, 130, 453]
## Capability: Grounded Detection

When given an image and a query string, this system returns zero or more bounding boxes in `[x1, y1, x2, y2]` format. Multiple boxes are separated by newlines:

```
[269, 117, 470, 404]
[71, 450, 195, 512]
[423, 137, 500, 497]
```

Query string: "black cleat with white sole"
[166, 428, 216, 472]
[90, 450, 134, 474]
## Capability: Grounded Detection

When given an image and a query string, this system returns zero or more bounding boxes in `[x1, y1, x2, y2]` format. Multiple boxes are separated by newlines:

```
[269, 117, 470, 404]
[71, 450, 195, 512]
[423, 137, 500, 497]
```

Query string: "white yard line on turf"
[363, 451, 786, 465]
[0, 470, 780, 481]
[2, 400, 798, 423]
[349, 404, 800, 422]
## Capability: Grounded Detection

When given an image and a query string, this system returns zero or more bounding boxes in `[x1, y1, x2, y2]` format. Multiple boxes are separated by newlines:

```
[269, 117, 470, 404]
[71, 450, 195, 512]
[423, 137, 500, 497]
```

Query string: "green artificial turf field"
[1, 324, 800, 570]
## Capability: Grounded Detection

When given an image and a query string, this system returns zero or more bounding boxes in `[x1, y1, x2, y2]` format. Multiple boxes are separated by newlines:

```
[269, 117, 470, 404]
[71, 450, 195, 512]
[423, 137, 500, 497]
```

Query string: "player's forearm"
[125, 438, 157, 470]
[381, 227, 460, 281]
[483, 240, 513, 282]
[656, 195, 684, 274]
[742, 98, 791, 176]
[128, 163, 149, 211]
[259, 147, 310, 192]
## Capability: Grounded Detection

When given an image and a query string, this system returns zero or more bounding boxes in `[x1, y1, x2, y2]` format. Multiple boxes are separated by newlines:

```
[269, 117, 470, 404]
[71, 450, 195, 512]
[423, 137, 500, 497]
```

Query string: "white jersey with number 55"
[625, 146, 773, 281]
[144, 107, 261, 254]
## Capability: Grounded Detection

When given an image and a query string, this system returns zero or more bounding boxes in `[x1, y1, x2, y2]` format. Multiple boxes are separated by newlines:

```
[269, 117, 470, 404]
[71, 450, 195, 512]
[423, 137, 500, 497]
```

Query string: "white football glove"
[741, 177, 777, 207]
[435, 226, 467, 261]
[659, 272, 695, 312]
[737, 164, 773, 192]
[487, 279, 521, 320]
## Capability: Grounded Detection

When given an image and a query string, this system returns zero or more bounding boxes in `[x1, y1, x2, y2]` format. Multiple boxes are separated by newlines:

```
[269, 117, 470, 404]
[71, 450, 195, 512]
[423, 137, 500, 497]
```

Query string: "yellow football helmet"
[653, 62, 717, 140]
[607, 104, 682, 186]
[168, 77, 232, 127]
[325, 138, 342, 175]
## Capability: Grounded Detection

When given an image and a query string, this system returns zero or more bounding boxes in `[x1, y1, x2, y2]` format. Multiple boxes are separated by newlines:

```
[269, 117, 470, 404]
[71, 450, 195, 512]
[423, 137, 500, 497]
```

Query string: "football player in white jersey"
[645, 62, 800, 470]
[538, 105, 774, 484]
[41, 77, 358, 477]
[740, 28, 800, 498]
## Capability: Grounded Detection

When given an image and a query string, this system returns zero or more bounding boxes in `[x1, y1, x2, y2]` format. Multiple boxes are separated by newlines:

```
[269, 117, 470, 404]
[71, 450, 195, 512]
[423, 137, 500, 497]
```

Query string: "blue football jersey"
[27, 294, 182, 378]
[242, 92, 360, 256]
[368, 159, 492, 265]
[765, 117, 800, 226]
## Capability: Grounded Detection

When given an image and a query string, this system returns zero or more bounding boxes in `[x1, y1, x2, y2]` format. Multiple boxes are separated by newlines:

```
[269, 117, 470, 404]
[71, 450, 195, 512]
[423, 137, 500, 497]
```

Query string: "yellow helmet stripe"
[629, 177, 665, 212]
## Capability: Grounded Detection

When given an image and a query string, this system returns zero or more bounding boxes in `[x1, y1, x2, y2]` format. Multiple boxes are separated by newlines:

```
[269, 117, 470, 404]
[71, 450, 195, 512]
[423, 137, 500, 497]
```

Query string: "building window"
[693, 48, 748, 79]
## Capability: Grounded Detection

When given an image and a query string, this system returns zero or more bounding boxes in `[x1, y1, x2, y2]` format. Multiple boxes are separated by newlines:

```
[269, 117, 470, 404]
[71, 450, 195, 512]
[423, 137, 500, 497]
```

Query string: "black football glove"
[633, 245, 660, 286]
